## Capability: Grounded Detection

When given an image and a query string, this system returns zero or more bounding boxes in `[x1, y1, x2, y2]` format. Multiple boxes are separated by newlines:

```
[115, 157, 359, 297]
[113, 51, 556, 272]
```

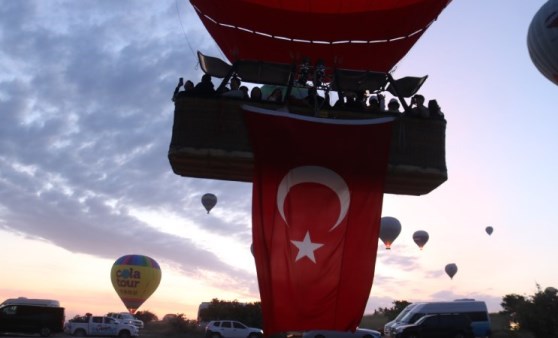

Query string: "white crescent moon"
[276, 166, 350, 231]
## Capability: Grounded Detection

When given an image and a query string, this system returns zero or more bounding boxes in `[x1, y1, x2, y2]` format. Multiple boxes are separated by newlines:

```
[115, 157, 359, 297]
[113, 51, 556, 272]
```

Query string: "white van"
[384, 300, 491, 338]
[383, 303, 417, 337]
[0, 298, 65, 336]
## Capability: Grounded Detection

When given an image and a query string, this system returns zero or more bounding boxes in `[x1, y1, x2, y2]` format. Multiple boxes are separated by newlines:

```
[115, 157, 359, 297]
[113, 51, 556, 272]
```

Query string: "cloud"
[377, 247, 420, 272]
[0, 0, 258, 298]
[428, 290, 503, 313]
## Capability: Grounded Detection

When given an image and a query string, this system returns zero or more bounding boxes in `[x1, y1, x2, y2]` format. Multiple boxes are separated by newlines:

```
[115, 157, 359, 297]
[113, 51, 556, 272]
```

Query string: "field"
[138, 313, 536, 338]
[140, 320, 205, 338]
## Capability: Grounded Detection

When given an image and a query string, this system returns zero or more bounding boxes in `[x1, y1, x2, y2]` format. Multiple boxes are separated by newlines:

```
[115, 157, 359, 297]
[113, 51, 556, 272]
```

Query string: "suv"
[395, 314, 474, 338]
[107, 312, 144, 329]
[205, 320, 263, 338]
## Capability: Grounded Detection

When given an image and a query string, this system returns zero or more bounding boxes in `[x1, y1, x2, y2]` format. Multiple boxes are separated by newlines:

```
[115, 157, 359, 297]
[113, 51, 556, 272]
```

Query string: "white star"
[290, 231, 324, 263]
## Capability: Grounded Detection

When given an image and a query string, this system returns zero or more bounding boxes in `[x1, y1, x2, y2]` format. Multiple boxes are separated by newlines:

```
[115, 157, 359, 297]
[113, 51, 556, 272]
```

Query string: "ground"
[137, 314, 536, 338]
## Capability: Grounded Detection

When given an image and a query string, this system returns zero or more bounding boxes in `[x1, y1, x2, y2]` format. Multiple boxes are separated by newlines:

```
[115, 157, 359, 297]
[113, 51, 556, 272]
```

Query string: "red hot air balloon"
[412, 230, 429, 250]
[190, 0, 452, 72]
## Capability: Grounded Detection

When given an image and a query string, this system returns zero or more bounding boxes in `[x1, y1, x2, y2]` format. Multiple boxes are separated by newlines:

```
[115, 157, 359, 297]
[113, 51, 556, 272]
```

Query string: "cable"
[175, 0, 198, 68]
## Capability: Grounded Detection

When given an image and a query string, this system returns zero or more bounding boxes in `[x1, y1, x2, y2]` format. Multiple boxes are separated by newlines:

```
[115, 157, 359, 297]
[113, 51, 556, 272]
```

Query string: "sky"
[0, 0, 557, 322]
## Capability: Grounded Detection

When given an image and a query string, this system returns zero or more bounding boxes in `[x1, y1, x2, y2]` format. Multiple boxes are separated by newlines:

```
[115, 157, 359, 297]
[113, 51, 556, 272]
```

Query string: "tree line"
[198, 298, 263, 328]
[499, 284, 557, 337]
[135, 285, 557, 336]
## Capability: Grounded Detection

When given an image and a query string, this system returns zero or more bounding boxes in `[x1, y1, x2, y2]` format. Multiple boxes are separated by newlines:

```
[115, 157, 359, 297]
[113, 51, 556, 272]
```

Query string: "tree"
[198, 298, 262, 328]
[375, 300, 411, 321]
[500, 293, 527, 327]
[500, 294, 527, 316]
[135, 310, 158, 324]
[500, 284, 558, 337]
[166, 313, 199, 333]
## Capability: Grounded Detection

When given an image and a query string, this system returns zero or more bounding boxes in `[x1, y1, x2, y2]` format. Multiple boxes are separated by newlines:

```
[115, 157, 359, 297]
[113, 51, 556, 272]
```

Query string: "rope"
[175, 0, 199, 69]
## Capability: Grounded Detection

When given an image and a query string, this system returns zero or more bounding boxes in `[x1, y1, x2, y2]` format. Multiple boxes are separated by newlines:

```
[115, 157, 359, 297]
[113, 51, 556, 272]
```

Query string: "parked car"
[394, 313, 474, 338]
[107, 312, 144, 329]
[205, 320, 263, 338]
[303, 328, 382, 338]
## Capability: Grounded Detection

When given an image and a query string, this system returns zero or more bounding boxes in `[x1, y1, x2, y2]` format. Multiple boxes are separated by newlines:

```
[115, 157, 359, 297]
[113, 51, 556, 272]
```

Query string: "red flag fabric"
[243, 105, 394, 336]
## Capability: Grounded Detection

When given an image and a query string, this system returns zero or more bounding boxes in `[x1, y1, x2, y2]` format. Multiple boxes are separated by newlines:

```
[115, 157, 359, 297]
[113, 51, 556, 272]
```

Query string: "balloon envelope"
[380, 216, 402, 250]
[190, 0, 452, 72]
[527, 0, 558, 85]
[412, 230, 429, 249]
[111, 254, 162, 314]
[485, 226, 493, 236]
[445, 263, 458, 279]
[201, 193, 218, 213]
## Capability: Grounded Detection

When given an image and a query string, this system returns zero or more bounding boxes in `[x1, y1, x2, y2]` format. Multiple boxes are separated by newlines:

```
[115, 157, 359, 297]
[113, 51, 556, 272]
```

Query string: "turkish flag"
[243, 105, 394, 336]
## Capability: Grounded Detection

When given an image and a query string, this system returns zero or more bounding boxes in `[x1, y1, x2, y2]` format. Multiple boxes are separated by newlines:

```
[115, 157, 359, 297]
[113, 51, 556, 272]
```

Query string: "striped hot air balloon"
[110, 254, 161, 314]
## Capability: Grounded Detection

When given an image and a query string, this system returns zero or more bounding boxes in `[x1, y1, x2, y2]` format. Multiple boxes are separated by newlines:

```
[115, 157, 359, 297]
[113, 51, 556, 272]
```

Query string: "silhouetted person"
[387, 98, 401, 113]
[184, 80, 194, 91]
[368, 93, 386, 111]
[172, 77, 183, 102]
[428, 99, 445, 120]
[410, 94, 429, 118]
[366, 95, 383, 114]
[174, 80, 194, 101]
[239, 86, 249, 99]
[221, 76, 245, 98]
[191, 74, 216, 98]
[267, 87, 283, 102]
[250, 86, 262, 101]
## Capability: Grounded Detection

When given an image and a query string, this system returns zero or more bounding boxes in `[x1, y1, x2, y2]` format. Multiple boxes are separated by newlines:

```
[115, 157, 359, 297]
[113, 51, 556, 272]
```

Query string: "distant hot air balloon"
[201, 193, 217, 214]
[111, 254, 162, 314]
[445, 263, 458, 279]
[412, 230, 429, 250]
[485, 226, 494, 236]
[380, 217, 402, 250]
[527, 0, 558, 86]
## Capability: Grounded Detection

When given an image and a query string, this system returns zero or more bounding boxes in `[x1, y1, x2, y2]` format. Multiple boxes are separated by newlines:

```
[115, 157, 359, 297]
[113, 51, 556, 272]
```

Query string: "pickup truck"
[65, 315, 139, 337]
[107, 312, 144, 329]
